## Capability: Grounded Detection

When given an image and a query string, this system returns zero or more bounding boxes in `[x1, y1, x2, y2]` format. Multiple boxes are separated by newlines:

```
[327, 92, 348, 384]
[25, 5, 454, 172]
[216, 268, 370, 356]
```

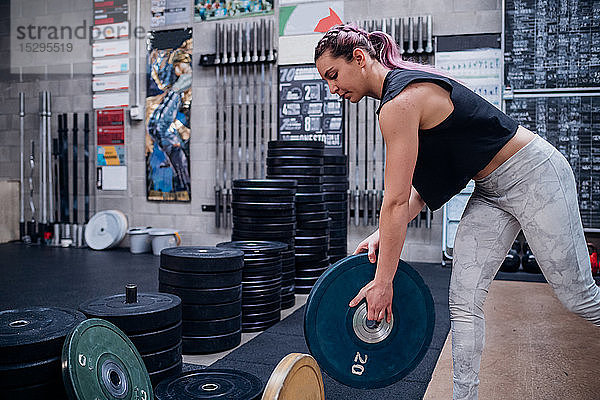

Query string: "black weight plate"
[232, 235, 295, 247]
[142, 341, 182, 373]
[324, 192, 347, 202]
[267, 148, 323, 157]
[232, 228, 295, 238]
[296, 202, 327, 212]
[242, 288, 282, 301]
[159, 268, 242, 289]
[330, 229, 348, 239]
[233, 179, 297, 189]
[328, 245, 347, 255]
[304, 254, 434, 389]
[328, 211, 347, 220]
[79, 292, 182, 334]
[181, 330, 241, 354]
[322, 175, 348, 183]
[243, 255, 283, 264]
[329, 220, 347, 230]
[232, 187, 297, 196]
[266, 174, 323, 185]
[296, 184, 323, 193]
[217, 240, 288, 255]
[62, 318, 153, 400]
[294, 244, 329, 254]
[295, 286, 315, 295]
[244, 260, 283, 270]
[269, 140, 324, 149]
[297, 211, 329, 221]
[0, 356, 61, 388]
[297, 222, 331, 232]
[297, 257, 331, 270]
[267, 166, 323, 176]
[281, 298, 296, 311]
[242, 301, 281, 314]
[129, 322, 182, 355]
[233, 215, 297, 224]
[323, 182, 349, 191]
[242, 279, 282, 291]
[325, 201, 349, 211]
[233, 194, 296, 204]
[243, 270, 282, 281]
[3, 380, 67, 399]
[295, 193, 325, 203]
[282, 271, 296, 281]
[182, 315, 241, 336]
[323, 165, 347, 175]
[329, 255, 347, 264]
[232, 208, 296, 218]
[323, 155, 347, 165]
[160, 247, 245, 273]
[242, 309, 281, 324]
[233, 221, 296, 232]
[267, 156, 324, 166]
[149, 361, 183, 387]
[242, 291, 282, 306]
[159, 284, 242, 305]
[295, 236, 329, 246]
[232, 201, 294, 211]
[0, 307, 86, 364]
[296, 266, 330, 278]
[155, 369, 263, 400]
[296, 227, 330, 237]
[295, 276, 321, 286]
[242, 318, 280, 333]
[296, 253, 330, 263]
[182, 300, 242, 321]
[330, 237, 347, 247]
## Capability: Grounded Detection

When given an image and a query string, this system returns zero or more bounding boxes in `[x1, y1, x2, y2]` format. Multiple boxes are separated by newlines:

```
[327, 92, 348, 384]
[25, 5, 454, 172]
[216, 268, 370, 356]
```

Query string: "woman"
[314, 24, 600, 399]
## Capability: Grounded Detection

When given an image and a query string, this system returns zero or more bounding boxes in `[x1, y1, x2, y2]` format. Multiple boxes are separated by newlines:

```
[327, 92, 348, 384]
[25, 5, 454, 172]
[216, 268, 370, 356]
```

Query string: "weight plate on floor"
[330, 237, 347, 247]
[267, 166, 323, 176]
[261, 353, 325, 400]
[296, 266, 329, 279]
[267, 156, 324, 166]
[296, 203, 327, 213]
[160, 247, 245, 273]
[281, 297, 296, 311]
[0, 356, 61, 388]
[233, 215, 297, 225]
[182, 300, 242, 321]
[243, 291, 282, 306]
[323, 155, 347, 165]
[182, 315, 241, 336]
[79, 290, 182, 333]
[323, 182, 349, 191]
[297, 257, 330, 270]
[295, 193, 325, 203]
[149, 361, 183, 387]
[233, 187, 297, 197]
[298, 219, 331, 231]
[330, 229, 348, 239]
[182, 330, 242, 354]
[304, 254, 434, 389]
[155, 369, 263, 400]
[129, 322, 182, 355]
[329, 255, 346, 264]
[0, 307, 86, 364]
[325, 201, 348, 212]
[217, 241, 288, 256]
[242, 299, 281, 313]
[269, 140, 324, 149]
[233, 228, 295, 238]
[233, 179, 298, 189]
[294, 244, 329, 254]
[266, 175, 323, 185]
[323, 165, 347, 175]
[159, 284, 241, 305]
[327, 211, 347, 220]
[329, 220, 347, 230]
[296, 184, 323, 193]
[159, 268, 242, 289]
[296, 253, 330, 263]
[233, 222, 296, 233]
[267, 148, 323, 158]
[242, 317, 280, 333]
[142, 341, 182, 373]
[322, 175, 348, 183]
[233, 208, 296, 218]
[323, 192, 346, 202]
[295, 236, 329, 246]
[244, 256, 283, 266]
[232, 201, 295, 211]
[328, 245, 347, 255]
[234, 194, 297, 204]
[297, 211, 329, 221]
[62, 318, 153, 400]
[3, 379, 66, 399]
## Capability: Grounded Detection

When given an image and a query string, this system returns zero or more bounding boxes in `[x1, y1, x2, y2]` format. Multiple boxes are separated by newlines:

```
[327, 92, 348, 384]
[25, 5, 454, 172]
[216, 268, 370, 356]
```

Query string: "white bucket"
[128, 227, 153, 254]
[149, 229, 181, 256]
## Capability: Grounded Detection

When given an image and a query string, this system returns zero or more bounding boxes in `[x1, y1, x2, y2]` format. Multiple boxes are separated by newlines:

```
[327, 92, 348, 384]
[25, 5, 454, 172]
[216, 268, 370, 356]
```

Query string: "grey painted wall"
[0, 0, 502, 262]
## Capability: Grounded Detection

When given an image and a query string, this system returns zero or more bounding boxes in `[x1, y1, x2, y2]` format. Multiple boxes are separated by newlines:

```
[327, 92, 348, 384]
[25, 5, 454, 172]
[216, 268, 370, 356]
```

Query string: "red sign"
[96, 109, 124, 145]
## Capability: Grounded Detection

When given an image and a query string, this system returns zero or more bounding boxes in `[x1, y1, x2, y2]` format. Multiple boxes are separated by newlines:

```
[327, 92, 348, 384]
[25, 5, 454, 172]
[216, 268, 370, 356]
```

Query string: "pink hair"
[315, 24, 443, 76]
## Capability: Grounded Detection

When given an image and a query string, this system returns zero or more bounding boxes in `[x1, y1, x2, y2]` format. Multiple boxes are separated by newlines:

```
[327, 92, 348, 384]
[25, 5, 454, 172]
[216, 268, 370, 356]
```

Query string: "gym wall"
[0, 0, 503, 262]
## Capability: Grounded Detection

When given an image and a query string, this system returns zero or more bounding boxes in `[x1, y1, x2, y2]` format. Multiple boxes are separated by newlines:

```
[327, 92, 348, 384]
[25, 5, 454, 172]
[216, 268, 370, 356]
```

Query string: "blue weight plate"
[304, 254, 434, 389]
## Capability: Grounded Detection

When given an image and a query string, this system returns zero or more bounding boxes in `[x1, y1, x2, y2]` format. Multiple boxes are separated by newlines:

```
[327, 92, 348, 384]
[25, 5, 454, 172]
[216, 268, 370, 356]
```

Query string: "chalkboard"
[278, 64, 345, 155]
[505, 96, 600, 228]
[504, 0, 600, 89]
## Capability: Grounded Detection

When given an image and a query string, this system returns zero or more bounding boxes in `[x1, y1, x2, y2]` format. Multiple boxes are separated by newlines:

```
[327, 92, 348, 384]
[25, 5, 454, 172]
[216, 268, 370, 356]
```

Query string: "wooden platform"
[424, 280, 600, 400]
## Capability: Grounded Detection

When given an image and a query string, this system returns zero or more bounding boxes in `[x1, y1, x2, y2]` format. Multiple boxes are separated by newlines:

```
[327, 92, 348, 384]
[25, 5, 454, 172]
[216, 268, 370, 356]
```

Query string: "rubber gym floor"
[1, 242, 599, 399]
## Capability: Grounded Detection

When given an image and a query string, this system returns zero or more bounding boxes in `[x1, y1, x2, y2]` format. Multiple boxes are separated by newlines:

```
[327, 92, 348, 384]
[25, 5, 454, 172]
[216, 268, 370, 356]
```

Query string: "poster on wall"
[278, 64, 344, 154]
[193, 0, 273, 22]
[145, 28, 192, 202]
[94, 0, 129, 25]
[279, 1, 343, 36]
[97, 109, 126, 166]
[151, 0, 192, 28]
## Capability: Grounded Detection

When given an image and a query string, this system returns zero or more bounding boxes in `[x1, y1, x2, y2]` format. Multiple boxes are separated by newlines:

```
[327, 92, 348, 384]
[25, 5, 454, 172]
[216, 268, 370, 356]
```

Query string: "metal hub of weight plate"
[261, 353, 324, 400]
[304, 254, 435, 389]
[161, 247, 244, 273]
[0, 307, 86, 364]
[233, 179, 298, 189]
[155, 369, 263, 400]
[79, 287, 182, 333]
[62, 318, 153, 400]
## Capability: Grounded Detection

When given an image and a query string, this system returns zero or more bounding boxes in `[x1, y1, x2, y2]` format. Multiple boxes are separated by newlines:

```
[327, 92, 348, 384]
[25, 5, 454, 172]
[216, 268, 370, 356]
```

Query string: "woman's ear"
[352, 48, 367, 67]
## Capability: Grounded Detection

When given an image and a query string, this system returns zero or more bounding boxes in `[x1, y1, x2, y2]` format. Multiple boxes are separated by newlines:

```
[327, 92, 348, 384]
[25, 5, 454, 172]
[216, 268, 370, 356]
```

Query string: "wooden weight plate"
[261, 353, 324, 400]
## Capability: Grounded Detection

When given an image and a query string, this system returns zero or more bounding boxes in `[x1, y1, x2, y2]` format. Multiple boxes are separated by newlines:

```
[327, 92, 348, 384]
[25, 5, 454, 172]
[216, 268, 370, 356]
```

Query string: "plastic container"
[128, 227, 153, 254]
[149, 229, 181, 256]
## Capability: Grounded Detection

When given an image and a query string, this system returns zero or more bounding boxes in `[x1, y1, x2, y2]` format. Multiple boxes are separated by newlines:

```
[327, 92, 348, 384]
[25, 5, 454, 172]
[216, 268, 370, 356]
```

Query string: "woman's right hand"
[353, 229, 380, 263]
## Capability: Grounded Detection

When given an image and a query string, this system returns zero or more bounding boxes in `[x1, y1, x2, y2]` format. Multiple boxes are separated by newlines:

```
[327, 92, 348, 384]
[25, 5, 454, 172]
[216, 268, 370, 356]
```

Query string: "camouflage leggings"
[450, 135, 600, 400]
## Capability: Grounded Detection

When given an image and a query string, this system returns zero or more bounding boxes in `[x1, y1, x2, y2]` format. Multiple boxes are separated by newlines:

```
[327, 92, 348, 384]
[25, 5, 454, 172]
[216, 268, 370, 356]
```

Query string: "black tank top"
[377, 68, 519, 210]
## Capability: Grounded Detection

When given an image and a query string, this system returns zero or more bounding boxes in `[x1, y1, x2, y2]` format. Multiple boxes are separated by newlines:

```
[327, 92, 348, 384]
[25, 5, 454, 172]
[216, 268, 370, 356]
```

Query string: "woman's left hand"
[349, 279, 393, 323]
